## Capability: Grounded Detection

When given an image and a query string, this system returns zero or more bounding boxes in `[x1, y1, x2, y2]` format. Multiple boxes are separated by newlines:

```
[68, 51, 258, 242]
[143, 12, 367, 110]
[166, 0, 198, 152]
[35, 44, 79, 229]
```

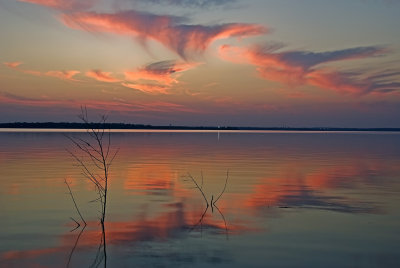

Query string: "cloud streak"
[3, 59, 197, 93]
[86, 70, 120, 83]
[121, 82, 169, 94]
[61, 9, 267, 58]
[122, 60, 199, 94]
[45, 70, 80, 81]
[125, 60, 197, 85]
[4, 61, 80, 81]
[3, 61, 23, 69]
[0, 92, 199, 113]
[219, 44, 399, 95]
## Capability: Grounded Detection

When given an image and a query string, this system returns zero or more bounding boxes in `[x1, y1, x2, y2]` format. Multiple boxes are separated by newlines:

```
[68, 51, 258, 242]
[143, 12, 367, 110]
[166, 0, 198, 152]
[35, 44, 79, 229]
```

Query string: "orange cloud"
[123, 60, 199, 94]
[121, 83, 169, 94]
[45, 70, 80, 81]
[307, 70, 363, 95]
[86, 70, 120, 83]
[219, 44, 398, 95]
[61, 10, 267, 58]
[3, 61, 23, 69]
[125, 61, 197, 84]
[4, 61, 80, 81]
[124, 71, 177, 85]
[23, 69, 42, 76]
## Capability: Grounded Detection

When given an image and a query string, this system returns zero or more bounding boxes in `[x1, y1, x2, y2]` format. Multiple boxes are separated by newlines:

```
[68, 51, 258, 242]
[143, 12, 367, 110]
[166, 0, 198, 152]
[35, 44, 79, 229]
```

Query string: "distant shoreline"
[0, 122, 399, 132]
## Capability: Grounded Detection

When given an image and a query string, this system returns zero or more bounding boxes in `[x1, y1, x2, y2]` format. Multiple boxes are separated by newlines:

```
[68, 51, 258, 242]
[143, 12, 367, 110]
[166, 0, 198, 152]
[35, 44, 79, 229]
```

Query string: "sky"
[0, 0, 399, 127]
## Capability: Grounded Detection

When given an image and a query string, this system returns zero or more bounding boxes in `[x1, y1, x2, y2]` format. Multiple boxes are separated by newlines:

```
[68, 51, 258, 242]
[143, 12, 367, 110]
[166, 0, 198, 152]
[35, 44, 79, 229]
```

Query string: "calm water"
[1, 130, 400, 267]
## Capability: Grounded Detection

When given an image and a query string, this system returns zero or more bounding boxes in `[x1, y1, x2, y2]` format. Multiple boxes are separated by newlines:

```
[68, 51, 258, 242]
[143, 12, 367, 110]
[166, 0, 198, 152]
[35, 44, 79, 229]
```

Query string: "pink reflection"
[0, 201, 248, 267]
[239, 161, 389, 213]
[1, 132, 398, 266]
[124, 164, 176, 194]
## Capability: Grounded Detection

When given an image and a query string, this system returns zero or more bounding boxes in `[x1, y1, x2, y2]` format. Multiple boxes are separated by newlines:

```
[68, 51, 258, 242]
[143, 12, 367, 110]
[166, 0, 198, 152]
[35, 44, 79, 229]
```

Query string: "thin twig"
[189, 206, 209, 232]
[187, 173, 209, 207]
[214, 204, 229, 240]
[66, 224, 86, 268]
[69, 217, 80, 232]
[213, 170, 229, 206]
[65, 179, 87, 226]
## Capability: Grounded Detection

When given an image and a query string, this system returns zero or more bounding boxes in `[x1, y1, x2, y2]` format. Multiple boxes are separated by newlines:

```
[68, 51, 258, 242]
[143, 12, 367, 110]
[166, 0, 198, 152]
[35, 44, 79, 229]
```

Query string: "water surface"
[1, 131, 400, 267]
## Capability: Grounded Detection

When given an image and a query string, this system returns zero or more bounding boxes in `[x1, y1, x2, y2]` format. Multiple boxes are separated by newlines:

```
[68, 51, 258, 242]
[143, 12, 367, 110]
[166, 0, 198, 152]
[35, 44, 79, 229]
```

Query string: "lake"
[1, 130, 400, 267]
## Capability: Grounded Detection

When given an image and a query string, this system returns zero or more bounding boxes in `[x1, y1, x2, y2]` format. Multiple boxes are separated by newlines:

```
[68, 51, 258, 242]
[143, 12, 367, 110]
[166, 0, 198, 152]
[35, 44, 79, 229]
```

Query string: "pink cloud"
[3, 61, 80, 81]
[0, 92, 66, 107]
[45, 70, 80, 81]
[4, 61, 79, 81]
[123, 60, 199, 94]
[0, 92, 200, 113]
[23, 69, 43, 76]
[307, 70, 364, 95]
[219, 44, 397, 95]
[121, 82, 169, 94]
[86, 70, 120, 83]
[124, 70, 177, 85]
[3, 61, 43, 76]
[61, 10, 267, 58]
[125, 60, 198, 84]
[3, 61, 23, 69]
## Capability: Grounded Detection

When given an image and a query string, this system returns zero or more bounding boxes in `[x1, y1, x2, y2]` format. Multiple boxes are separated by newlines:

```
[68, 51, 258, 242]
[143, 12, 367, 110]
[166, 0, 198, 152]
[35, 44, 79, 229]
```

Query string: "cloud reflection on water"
[1, 132, 400, 267]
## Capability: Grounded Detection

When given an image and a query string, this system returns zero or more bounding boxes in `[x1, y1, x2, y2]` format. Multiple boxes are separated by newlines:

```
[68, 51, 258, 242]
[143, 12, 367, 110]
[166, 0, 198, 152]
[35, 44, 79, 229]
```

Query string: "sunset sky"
[1, 0, 399, 127]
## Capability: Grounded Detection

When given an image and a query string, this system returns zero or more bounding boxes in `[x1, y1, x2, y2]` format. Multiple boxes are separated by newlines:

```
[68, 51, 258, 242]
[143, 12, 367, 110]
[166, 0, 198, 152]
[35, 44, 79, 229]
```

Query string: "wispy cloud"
[61, 10, 267, 58]
[18, 0, 97, 11]
[3, 61, 23, 69]
[123, 60, 199, 94]
[0, 92, 65, 107]
[45, 70, 80, 81]
[86, 70, 121, 83]
[219, 44, 399, 95]
[125, 60, 198, 84]
[121, 82, 169, 94]
[0, 92, 199, 113]
[4, 61, 80, 81]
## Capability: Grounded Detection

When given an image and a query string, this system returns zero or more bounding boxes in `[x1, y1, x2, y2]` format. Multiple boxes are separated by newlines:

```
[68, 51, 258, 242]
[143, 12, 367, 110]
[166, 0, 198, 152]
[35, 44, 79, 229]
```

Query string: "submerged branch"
[66, 225, 86, 268]
[213, 170, 229, 206]
[65, 179, 87, 226]
[69, 217, 81, 232]
[190, 206, 209, 232]
[214, 204, 229, 240]
[186, 173, 209, 207]
[65, 107, 116, 268]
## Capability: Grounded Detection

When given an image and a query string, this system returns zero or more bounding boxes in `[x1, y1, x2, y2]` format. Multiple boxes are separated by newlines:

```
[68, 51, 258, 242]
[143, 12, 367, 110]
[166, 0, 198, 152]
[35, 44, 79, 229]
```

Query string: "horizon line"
[0, 122, 399, 131]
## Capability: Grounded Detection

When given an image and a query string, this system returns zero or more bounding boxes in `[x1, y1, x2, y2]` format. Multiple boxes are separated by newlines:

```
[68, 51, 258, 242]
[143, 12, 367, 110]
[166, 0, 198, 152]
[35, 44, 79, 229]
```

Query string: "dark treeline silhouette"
[0, 122, 399, 131]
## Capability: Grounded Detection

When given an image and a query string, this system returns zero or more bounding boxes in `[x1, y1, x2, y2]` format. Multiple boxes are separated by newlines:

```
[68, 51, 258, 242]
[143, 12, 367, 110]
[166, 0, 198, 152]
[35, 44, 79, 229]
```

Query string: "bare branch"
[213, 170, 229, 206]
[186, 173, 209, 207]
[66, 107, 116, 268]
[65, 179, 87, 226]
[214, 204, 229, 240]
[69, 217, 81, 232]
[189, 206, 209, 232]
[66, 225, 86, 268]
